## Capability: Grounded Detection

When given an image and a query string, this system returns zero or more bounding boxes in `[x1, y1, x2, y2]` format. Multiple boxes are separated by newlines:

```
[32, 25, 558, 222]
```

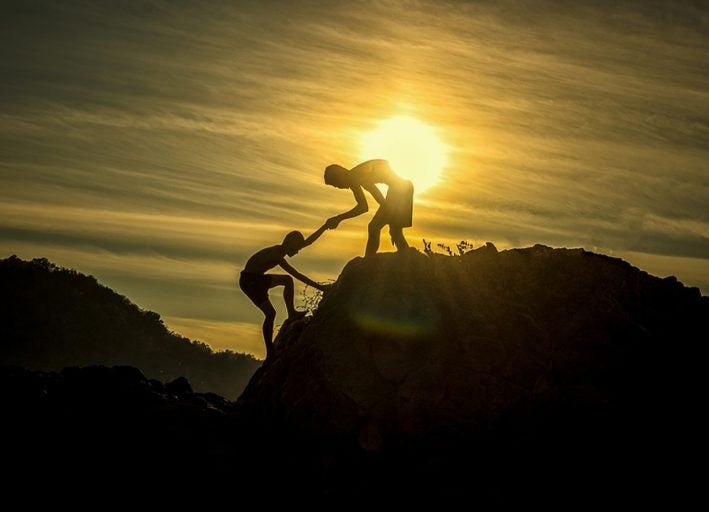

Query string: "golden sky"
[1, 1, 708, 358]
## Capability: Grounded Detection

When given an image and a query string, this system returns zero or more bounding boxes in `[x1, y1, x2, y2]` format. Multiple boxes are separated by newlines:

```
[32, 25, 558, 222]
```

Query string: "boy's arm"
[279, 259, 326, 291]
[326, 185, 368, 228]
[303, 223, 328, 247]
[363, 183, 386, 206]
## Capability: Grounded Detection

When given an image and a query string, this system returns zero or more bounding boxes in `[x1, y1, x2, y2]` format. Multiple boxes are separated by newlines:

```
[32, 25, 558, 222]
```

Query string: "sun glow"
[360, 116, 446, 192]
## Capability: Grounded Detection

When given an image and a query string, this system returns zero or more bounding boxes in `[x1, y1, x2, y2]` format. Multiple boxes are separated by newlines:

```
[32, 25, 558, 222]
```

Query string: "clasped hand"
[325, 216, 341, 229]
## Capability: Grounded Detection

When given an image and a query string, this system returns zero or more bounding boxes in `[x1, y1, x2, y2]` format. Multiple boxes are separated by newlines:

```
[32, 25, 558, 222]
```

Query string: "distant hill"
[0, 255, 259, 398]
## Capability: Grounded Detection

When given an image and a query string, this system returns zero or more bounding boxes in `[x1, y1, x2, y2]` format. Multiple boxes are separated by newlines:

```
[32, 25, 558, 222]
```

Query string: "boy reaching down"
[239, 224, 328, 357]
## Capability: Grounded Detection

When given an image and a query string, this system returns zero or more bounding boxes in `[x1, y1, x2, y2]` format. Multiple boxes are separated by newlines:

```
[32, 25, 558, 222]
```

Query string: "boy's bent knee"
[368, 221, 384, 232]
[270, 274, 293, 287]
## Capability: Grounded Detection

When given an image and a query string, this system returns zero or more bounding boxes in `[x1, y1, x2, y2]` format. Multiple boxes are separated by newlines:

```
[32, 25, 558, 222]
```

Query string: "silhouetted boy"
[239, 225, 328, 357]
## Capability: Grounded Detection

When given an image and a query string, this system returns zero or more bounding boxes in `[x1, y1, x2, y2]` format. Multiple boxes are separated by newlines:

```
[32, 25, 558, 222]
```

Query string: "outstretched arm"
[279, 259, 326, 291]
[302, 223, 328, 248]
[363, 183, 386, 206]
[326, 185, 368, 229]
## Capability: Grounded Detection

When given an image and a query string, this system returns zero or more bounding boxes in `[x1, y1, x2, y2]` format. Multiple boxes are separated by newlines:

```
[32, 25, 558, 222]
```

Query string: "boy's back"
[242, 245, 284, 275]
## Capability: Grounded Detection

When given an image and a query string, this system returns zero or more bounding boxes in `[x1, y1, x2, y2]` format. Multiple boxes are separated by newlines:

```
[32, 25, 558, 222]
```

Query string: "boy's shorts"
[239, 271, 273, 305]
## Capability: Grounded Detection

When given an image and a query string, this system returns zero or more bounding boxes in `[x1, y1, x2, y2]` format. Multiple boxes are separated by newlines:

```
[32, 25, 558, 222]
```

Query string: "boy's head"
[282, 230, 306, 256]
[324, 164, 349, 189]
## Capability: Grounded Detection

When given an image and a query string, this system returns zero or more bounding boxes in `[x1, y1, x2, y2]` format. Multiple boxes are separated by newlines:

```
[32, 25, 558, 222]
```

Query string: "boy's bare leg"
[390, 226, 409, 252]
[256, 301, 276, 357]
[270, 275, 306, 320]
[366, 217, 385, 256]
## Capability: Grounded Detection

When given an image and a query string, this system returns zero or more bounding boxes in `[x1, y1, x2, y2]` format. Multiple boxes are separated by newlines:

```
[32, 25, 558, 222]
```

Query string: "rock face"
[238, 245, 707, 500]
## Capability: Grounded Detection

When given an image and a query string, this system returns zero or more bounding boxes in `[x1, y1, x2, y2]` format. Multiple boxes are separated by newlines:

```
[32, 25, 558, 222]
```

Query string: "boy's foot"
[287, 310, 307, 321]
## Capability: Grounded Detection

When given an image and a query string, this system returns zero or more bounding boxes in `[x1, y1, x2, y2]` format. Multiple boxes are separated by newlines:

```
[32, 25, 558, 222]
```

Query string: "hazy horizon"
[2, 0, 707, 357]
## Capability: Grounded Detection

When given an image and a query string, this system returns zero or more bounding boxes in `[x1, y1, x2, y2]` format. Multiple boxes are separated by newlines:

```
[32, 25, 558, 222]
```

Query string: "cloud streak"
[1, 0, 707, 355]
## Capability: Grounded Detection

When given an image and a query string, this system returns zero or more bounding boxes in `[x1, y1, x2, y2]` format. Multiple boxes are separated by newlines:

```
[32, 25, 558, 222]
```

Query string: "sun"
[360, 116, 446, 192]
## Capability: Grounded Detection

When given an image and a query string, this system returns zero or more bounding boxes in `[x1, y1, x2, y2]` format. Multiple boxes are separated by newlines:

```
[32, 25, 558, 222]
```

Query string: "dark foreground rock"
[2, 246, 707, 503]
[1, 365, 233, 467]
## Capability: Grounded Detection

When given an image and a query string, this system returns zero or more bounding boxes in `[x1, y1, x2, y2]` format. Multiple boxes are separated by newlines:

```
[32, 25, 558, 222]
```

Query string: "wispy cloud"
[1, 0, 707, 353]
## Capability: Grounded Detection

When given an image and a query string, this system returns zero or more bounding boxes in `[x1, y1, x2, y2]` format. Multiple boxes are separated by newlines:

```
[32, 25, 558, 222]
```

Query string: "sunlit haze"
[1, 1, 707, 358]
[360, 115, 446, 192]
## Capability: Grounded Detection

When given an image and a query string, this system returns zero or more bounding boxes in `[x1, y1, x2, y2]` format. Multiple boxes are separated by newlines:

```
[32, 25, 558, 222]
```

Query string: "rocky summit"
[238, 245, 707, 501]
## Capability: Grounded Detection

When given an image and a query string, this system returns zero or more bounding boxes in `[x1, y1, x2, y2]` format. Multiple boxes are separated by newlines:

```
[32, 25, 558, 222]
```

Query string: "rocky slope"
[238, 244, 707, 500]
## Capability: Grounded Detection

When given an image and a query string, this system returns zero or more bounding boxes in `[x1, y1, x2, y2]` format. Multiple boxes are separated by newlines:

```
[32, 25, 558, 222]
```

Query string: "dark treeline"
[0, 255, 259, 399]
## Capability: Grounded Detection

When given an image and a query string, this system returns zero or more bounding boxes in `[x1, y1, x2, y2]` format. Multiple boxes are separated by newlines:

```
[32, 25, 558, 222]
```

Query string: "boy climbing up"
[239, 224, 328, 357]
